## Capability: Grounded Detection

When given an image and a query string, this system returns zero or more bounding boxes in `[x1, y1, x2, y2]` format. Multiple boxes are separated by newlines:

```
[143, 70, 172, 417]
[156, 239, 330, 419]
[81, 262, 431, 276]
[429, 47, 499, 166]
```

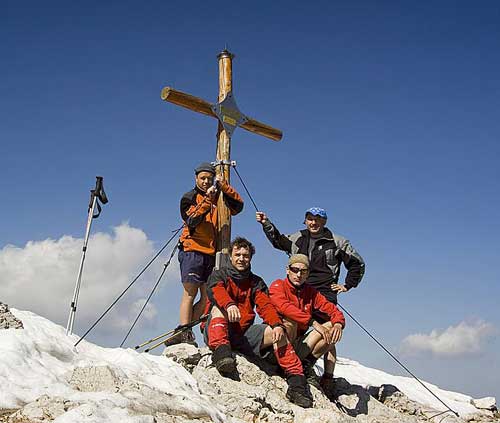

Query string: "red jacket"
[269, 278, 345, 335]
[207, 267, 282, 334]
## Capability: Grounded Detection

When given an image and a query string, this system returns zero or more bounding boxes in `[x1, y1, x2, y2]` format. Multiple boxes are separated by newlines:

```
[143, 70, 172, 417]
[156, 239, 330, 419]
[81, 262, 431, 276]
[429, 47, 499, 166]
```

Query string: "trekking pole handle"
[94, 176, 108, 204]
[178, 313, 208, 330]
[95, 176, 103, 190]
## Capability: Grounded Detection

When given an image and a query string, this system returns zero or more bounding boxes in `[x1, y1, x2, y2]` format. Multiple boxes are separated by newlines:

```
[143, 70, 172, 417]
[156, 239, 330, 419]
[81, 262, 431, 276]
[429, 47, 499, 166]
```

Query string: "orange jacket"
[179, 180, 243, 255]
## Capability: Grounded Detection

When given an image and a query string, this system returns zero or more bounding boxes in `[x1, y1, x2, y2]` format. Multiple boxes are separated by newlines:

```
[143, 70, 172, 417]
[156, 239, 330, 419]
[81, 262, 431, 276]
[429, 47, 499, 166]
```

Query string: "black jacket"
[262, 220, 365, 303]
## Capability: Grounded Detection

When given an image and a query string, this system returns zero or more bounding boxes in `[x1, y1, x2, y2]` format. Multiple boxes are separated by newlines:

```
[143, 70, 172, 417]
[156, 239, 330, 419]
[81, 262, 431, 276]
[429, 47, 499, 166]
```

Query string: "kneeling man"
[204, 237, 313, 408]
[269, 254, 345, 393]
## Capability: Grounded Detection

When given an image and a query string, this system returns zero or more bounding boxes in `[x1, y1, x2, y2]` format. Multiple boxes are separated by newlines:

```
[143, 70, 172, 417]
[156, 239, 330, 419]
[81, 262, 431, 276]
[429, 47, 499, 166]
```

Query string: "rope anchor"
[211, 159, 236, 168]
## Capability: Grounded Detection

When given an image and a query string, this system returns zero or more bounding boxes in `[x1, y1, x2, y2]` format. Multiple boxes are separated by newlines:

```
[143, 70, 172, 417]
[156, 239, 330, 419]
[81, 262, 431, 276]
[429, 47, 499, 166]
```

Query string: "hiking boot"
[302, 354, 321, 389]
[212, 345, 239, 381]
[303, 363, 321, 389]
[163, 332, 182, 347]
[286, 375, 313, 408]
[180, 329, 198, 347]
[163, 328, 197, 347]
[320, 374, 335, 398]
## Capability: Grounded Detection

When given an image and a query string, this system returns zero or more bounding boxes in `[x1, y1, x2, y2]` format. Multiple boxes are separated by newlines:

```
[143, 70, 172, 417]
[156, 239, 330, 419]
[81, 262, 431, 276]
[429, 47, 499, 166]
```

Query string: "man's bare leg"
[172, 282, 201, 345]
[191, 284, 207, 321]
[299, 321, 333, 388]
[179, 282, 199, 324]
[324, 344, 336, 375]
[282, 317, 298, 342]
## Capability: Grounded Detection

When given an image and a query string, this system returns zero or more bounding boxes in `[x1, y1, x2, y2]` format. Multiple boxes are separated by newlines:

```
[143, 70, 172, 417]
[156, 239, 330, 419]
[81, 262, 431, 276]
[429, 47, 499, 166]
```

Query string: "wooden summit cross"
[161, 49, 282, 267]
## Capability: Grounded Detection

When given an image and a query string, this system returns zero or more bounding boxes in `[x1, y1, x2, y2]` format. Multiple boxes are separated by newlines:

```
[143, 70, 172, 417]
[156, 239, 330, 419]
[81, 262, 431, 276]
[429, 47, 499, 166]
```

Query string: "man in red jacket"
[204, 237, 313, 408]
[269, 254, 345, 393]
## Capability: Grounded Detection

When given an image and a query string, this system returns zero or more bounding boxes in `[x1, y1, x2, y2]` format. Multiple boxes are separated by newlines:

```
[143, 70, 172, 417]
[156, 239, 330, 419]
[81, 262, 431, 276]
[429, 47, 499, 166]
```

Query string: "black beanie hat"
[195, 162, 216, 175]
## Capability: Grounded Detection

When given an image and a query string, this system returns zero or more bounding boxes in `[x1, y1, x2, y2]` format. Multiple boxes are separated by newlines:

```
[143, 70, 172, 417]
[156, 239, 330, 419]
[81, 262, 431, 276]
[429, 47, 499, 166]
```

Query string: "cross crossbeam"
[160, 87, 282, 141]
[161, 49, 282, 264]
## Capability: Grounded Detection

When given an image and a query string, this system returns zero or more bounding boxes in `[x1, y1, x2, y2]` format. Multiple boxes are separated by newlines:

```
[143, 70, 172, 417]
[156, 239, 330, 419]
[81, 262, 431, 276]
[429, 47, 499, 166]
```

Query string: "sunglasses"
[289, 266, 309, 274]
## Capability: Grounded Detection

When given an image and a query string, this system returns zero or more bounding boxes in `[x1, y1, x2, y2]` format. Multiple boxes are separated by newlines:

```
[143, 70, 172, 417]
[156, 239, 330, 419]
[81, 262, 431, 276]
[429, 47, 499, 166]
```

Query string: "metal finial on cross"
[161, 49, 282, 267]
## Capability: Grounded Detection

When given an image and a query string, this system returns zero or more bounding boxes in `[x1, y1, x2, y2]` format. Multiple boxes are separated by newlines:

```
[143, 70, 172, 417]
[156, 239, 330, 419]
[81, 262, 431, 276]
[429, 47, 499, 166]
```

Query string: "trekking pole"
[135, 314, 208, 353]
[74, 226, 182, 347]
[74, 192, 210, 348]
[66, 176, 108, 336]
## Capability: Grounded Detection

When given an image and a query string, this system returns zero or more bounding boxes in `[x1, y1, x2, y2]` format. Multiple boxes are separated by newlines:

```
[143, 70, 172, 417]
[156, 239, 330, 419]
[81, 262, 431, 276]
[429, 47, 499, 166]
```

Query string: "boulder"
[472, 398, 497, 412]
[0, 303, 23, 330]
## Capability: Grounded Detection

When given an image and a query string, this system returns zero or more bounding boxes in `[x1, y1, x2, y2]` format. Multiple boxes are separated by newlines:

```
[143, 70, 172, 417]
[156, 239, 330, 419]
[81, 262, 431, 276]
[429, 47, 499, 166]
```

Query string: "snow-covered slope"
[0, 307, 496, 422]
[0, 308, 224, 422]
[335, 357, 482, 416]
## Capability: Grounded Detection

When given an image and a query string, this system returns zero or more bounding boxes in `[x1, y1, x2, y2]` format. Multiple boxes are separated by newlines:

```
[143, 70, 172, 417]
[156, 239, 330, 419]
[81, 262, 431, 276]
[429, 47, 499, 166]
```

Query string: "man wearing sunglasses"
[204, 237, 314, 408]
[269, 254, 345, 393]
[257, 207, 363, 392]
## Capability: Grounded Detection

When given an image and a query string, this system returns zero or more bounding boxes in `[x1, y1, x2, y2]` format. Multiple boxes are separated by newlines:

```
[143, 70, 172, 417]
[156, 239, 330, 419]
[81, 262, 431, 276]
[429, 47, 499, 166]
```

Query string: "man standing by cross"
[161, 49, 282, 264]
[166, 162, 243, 346]
[161, 49, 282, 341]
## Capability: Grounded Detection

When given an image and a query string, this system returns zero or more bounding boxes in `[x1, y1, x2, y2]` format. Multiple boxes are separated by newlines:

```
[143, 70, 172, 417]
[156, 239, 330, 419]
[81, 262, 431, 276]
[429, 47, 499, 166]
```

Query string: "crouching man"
[204, 237, 313, 408]
[269, 254, 345, 394]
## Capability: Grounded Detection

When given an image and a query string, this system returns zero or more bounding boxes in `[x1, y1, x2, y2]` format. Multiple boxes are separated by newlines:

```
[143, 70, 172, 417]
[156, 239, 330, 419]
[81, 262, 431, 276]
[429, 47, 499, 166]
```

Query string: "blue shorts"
[178, 250, 215, 284]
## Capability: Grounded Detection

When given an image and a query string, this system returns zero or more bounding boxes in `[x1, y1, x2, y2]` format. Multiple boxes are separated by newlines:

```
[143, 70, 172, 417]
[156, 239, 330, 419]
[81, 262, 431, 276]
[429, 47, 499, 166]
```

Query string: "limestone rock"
[163, 344, 205, 372]
[187, 346, 432, 423]
[471, 398, 497, 411]
[0, 303, 23, 330]
[367, 383, 426, 417]
[0, 409, 18, 423]
[5, 342, 500, 423]
[66, 364, 219, 421]
[8, 395, 79, 423]
[68, 364, 126, 392]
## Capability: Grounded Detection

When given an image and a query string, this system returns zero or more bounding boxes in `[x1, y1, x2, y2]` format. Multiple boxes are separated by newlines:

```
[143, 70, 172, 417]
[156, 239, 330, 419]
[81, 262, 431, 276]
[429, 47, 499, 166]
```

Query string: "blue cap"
[305, 207, 327, 219]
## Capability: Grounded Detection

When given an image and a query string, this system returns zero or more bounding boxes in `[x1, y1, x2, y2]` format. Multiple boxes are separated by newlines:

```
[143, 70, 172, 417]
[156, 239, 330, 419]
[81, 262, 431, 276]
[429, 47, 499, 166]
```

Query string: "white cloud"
[0, 223, 178, 337]
[400, 320, 496, 357]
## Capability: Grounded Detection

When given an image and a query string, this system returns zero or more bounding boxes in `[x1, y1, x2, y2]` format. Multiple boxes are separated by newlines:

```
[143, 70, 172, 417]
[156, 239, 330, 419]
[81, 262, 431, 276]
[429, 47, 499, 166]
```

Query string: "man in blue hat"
[256, 207, 364, 390]
[256, 207, 364, 304]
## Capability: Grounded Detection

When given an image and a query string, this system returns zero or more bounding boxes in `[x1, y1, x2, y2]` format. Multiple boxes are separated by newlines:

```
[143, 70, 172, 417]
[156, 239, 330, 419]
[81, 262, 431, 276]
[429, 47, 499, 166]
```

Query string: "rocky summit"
[0, 305, 498, 423]
[163, 344, 499, 423]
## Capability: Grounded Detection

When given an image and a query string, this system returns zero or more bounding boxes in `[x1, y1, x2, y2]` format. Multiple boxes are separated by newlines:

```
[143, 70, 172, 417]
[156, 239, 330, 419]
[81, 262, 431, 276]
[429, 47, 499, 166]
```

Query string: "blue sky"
[1, 0, 499, 405]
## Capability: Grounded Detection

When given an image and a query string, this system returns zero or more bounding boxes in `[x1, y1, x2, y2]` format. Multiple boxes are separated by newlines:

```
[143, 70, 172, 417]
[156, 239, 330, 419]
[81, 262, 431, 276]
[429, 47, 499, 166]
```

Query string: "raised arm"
[256, 212, 293, 253]
[180, 192, 212, 231]
[218, 178, 244, 215]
